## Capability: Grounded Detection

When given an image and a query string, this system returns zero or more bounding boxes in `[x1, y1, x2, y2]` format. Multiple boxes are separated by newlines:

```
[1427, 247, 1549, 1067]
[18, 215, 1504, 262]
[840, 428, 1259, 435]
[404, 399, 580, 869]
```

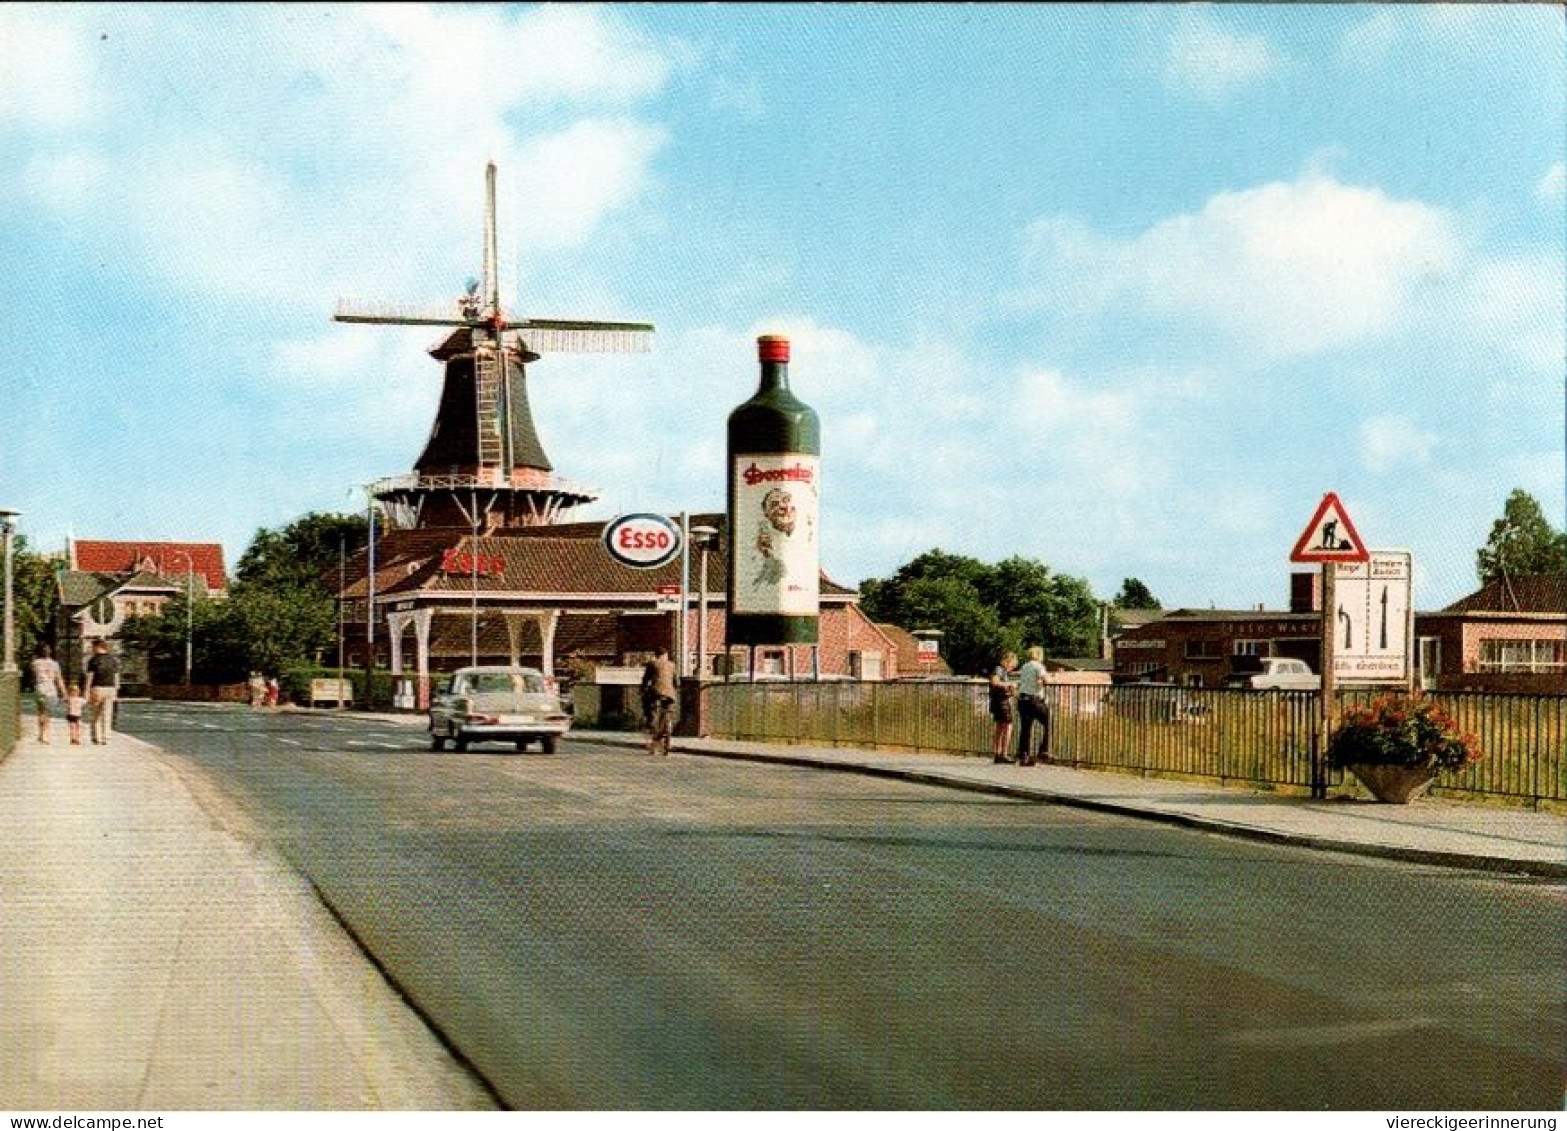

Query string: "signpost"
[1290, 492, 1370, 798]
[1330, 551, 1413, 685]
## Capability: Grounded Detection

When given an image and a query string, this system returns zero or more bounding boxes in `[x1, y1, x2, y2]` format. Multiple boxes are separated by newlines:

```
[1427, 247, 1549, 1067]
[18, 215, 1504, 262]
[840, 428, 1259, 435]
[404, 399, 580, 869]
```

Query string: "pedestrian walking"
[65, 682, 85, 745]
[640, 646, 678, 756]
[265, 676, 280, 709]
[1015, 645, 1050, 766]
[29, 643, 66, 744]
[83, 639, 122, 745]
[989, 651, 1019, 762]
[248, 671, 266, 710]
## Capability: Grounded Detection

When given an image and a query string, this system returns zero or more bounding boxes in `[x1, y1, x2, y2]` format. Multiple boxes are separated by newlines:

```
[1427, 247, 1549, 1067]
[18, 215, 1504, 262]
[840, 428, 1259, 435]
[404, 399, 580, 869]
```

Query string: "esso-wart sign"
[603, 513, 682, 570]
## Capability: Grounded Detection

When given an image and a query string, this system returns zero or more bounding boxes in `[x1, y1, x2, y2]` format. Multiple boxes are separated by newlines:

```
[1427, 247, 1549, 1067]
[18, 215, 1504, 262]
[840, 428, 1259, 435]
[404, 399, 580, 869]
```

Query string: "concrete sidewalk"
[571, 729, 1567, 879]
[0, 727, 496, 1111]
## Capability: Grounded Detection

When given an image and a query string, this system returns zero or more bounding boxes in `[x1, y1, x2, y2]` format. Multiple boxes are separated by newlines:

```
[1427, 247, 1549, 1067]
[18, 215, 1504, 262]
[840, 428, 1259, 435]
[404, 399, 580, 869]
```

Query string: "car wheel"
[541, 736, 558, 755]
[514, 739, 529, 752]
[454, 735, 469, 752]
[430, 733, 446, 751]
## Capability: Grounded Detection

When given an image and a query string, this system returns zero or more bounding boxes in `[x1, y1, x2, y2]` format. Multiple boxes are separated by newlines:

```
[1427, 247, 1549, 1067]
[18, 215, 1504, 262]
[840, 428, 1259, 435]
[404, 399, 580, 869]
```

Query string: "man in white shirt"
[1015, 646, 1050, 766]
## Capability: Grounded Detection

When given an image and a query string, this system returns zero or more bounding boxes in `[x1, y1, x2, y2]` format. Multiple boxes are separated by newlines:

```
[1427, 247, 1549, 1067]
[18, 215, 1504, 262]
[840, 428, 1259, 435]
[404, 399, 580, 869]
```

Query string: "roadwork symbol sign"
[1289, 492, 1370, 563]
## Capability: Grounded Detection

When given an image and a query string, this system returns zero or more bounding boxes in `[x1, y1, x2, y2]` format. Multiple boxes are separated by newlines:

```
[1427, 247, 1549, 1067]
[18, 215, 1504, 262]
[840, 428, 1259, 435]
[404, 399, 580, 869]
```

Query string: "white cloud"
[0, 7, 102, 128]
[1163, 11, 1283, 101]
[3, 6, 677, 307]
[1538, 162, 1565, 207]
[1359, 414, 1438, 473]
[1460, 255, 1565, 374]
[1337, 12, 1401, 65]
[1022, 173, 1461, 362]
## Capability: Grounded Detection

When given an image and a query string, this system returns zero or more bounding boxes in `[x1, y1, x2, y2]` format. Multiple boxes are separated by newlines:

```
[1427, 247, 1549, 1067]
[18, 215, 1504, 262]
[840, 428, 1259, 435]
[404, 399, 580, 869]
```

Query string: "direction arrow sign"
[1289, 492, 1370, 563]
[1331, 550, 1413, 683]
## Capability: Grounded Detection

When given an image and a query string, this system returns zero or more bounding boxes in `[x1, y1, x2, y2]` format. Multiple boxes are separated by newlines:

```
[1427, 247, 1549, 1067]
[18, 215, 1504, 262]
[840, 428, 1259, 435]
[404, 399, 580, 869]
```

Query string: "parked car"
[428, 665, 572, 753]
[1224, 657, 1320, 690]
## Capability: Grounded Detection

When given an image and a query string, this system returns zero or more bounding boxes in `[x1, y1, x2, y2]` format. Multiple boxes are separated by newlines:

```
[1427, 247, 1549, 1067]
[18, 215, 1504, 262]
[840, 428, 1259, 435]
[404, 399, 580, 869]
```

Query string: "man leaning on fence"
[1015, 646, 1050, 766]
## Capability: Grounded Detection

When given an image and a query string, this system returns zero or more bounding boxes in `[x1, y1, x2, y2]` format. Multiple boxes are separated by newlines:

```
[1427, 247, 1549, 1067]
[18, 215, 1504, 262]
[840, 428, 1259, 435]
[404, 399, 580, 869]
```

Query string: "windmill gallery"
[331, 165, 919, 709]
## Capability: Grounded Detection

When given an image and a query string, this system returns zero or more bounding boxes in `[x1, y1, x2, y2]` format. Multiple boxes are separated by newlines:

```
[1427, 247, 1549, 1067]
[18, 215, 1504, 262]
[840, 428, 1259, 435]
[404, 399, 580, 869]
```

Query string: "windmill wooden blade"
[334, 299, 473, 327]
[514, 319, 656, 354]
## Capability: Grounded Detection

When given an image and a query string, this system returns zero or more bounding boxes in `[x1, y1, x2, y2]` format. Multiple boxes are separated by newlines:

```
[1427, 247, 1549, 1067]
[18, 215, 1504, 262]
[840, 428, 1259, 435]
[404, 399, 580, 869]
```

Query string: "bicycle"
[645, 694, 676, 756]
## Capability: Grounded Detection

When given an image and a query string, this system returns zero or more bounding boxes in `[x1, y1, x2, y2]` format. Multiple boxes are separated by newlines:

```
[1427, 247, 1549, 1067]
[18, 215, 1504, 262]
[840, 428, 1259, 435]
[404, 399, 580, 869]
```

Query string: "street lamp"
[690, 525, 718, 680]
[0, 509, 18, 673]
[169, 549, 195, 687]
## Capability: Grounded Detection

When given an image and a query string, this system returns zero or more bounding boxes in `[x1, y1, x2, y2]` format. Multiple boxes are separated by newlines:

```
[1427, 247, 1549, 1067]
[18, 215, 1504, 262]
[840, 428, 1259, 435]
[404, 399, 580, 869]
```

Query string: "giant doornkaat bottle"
[726, 335, 820, 646]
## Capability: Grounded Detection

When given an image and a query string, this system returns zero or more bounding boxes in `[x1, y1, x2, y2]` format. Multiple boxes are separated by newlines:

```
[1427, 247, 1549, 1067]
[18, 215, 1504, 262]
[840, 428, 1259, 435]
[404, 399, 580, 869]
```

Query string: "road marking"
[1225, 1018, 1439, 1048]
[278, 738, 302, 747]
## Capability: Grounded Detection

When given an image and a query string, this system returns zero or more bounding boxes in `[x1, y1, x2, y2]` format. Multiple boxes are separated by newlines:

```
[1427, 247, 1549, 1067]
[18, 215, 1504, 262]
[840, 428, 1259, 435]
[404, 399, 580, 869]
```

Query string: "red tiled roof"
[338, 521, 856, 601]
[1442, 575, 1567, 615]
[877, 622, 951, 676]
[72, 541, 227, 591]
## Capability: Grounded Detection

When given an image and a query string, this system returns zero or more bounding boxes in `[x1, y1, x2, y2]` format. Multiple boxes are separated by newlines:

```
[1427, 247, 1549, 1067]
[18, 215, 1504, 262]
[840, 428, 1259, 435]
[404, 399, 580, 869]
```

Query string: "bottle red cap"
[757, 335, 790, 363]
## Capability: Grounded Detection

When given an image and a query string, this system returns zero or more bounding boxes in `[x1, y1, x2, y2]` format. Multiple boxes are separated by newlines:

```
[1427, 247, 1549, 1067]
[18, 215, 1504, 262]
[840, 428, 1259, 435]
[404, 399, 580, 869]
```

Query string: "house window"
[758, 650, 785, 676]
[1183, 639, 1225, 659]
[1477, 638, 1567, 673]
[1233, 639, 1271, 657]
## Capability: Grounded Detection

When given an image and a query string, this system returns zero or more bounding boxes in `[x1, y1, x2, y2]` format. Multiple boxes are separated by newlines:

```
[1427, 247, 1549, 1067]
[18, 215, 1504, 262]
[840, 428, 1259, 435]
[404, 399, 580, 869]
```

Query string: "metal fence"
[700, 680, 1567, 808]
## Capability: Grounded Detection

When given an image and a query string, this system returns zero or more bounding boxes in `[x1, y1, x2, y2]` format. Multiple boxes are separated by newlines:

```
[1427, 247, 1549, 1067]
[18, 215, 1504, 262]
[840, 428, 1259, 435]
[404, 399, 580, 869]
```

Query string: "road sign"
[1290, 493, 1369, 563]
[602, 513, 682, 570]
[1330, 551, 1412, 684]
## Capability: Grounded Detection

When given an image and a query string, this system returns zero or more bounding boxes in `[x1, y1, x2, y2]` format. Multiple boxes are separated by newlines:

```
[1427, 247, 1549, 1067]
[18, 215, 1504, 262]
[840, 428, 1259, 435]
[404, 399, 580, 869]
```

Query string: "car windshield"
[464, 672, 546, 694]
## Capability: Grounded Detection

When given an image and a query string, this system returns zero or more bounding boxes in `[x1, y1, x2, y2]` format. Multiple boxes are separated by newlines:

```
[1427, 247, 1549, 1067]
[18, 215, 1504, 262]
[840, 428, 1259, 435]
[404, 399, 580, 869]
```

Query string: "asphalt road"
[122, 702, 1566, 1110]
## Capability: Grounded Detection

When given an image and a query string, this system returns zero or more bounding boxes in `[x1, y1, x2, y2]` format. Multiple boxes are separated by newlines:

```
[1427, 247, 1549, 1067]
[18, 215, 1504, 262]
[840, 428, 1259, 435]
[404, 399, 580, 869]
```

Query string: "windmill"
[334, 162, 654, 531]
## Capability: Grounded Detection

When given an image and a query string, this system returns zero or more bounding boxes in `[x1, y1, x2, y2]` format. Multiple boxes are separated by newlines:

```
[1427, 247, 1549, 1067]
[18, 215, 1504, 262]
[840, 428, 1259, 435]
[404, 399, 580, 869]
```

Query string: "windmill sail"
[331, 162, 652, 530]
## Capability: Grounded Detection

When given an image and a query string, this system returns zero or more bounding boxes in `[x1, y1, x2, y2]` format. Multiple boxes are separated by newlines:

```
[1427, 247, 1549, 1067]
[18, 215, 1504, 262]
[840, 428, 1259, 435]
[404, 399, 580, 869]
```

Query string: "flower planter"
[1345, 762, 1440, 804]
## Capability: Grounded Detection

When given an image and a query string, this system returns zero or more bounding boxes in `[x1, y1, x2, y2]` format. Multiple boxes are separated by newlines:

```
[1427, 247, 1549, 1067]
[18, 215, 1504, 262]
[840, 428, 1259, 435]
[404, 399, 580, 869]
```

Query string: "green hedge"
[280, 664, 401, 711]
[0, 670, 18, 760]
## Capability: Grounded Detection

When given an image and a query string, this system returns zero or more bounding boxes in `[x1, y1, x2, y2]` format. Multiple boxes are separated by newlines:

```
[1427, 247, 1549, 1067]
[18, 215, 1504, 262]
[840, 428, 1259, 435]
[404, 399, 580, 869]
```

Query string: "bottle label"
[730, 453, 820, 617]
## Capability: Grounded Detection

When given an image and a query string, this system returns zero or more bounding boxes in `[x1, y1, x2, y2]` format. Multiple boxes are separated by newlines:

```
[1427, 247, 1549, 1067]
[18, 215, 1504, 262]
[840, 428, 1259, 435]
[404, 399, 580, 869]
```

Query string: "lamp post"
[169, 549, 195, 687]
[690, 525, 718, 680]
[0, 509, 18, 674]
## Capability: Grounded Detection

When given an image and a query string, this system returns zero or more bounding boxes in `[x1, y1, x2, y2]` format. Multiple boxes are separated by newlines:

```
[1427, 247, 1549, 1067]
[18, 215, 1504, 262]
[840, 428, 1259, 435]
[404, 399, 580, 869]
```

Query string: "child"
[65, 683, 85, 746]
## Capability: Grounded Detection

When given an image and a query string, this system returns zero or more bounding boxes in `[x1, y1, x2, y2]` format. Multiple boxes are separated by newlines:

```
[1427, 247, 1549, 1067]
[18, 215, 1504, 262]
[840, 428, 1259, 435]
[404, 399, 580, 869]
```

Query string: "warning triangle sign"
[1290, 492, 1369, 563]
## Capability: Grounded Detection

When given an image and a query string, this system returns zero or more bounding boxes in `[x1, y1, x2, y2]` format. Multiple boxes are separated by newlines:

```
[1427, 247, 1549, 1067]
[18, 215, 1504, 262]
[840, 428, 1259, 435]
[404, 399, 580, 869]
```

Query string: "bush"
[1328, 693, 1482, 772]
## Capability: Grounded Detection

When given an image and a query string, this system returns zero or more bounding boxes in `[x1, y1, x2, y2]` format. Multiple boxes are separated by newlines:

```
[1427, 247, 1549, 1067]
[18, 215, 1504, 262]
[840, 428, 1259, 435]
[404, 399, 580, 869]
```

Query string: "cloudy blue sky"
[3, 4, 1562, 611]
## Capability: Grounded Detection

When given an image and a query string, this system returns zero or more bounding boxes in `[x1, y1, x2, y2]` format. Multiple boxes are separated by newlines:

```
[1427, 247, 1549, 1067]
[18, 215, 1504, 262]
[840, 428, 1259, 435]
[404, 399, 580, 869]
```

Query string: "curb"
[585, 733, 1567, 880]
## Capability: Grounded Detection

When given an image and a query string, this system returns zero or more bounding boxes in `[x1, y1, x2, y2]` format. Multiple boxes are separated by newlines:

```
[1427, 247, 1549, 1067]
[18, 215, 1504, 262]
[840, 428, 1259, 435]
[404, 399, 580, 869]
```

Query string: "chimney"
[1290, 571, 1321, 613]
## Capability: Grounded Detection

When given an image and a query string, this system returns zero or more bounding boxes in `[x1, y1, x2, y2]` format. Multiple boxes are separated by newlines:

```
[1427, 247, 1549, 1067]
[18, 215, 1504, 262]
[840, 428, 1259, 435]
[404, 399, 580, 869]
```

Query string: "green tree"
[859, 549, 1102, 674]
[236, 512, 368, 589]
[1113, 577, 1161, 610]
[125, 511, 367, 685]
[9, 536, 61, 668]
[1476, 489, 1567, 587]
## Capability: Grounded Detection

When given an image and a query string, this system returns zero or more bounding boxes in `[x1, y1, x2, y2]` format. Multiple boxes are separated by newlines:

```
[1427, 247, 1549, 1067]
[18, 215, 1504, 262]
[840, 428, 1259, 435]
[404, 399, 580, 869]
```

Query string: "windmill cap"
[757, 335, 790, 362]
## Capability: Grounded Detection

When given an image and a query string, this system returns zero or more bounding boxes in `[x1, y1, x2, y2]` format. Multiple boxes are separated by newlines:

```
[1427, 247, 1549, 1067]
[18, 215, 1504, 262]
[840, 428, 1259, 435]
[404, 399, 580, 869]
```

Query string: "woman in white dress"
[30, 644, 67, 744]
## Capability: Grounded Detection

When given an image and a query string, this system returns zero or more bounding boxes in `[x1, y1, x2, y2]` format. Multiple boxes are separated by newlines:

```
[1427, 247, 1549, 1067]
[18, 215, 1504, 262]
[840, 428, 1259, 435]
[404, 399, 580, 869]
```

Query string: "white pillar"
[386, 611, 412, 676]
[536, 610, 561, 678]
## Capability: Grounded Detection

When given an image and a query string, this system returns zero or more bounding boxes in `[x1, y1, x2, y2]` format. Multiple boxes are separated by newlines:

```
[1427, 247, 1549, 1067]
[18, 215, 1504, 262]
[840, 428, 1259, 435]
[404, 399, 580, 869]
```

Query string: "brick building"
[1113, 571, 1567, 694]
[337, 513, 911, 703]
[1414, 574, 1566, 694]
[54, 540, 228, 684]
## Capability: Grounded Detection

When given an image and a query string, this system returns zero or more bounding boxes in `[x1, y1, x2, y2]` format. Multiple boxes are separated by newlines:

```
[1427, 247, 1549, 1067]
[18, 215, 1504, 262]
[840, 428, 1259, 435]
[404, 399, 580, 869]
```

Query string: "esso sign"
[602, 513, 683, 569]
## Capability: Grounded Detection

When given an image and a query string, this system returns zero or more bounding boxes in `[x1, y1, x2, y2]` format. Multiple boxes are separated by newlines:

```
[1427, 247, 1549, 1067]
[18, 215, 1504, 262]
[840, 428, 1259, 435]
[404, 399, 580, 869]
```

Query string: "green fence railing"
[700, 681, 1567, 808]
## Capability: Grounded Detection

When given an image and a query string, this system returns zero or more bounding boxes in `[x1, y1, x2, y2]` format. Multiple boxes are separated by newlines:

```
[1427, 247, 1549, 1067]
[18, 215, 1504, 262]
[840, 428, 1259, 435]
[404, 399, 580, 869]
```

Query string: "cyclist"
[640, 645, 678, 756]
